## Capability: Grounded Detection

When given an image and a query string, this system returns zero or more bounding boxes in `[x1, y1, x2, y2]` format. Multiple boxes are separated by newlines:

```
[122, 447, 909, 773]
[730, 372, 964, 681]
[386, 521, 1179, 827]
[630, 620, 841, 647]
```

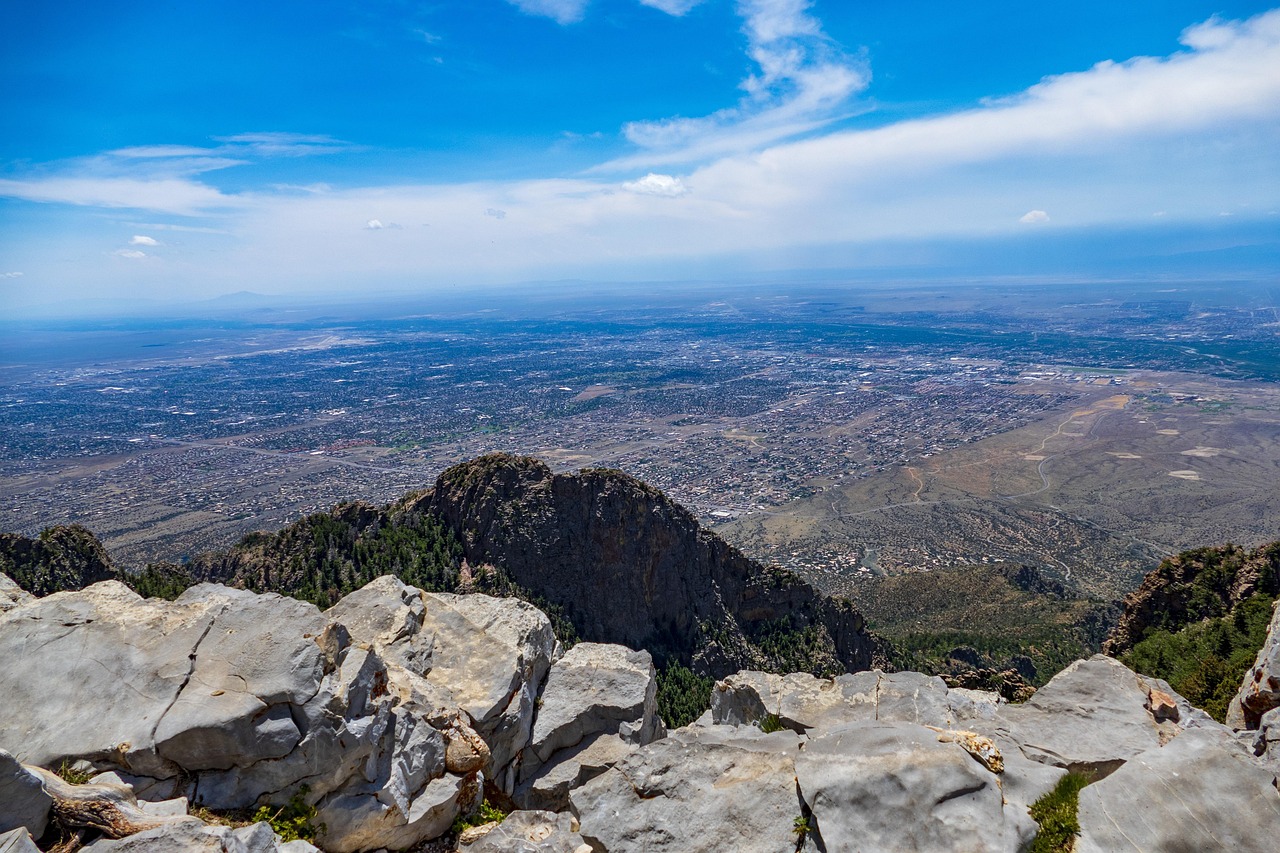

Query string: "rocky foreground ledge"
[1, 573, 1278, 852]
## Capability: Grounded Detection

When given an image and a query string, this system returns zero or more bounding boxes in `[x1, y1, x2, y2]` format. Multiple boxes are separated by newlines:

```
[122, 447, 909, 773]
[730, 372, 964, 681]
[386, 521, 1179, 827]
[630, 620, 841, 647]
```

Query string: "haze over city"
[2, 0, 1278, 314]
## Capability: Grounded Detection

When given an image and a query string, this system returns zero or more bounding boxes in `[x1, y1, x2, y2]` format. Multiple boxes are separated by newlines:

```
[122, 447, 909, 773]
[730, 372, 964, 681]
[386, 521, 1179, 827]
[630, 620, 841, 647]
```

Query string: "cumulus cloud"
[611, 0, 869, 168]
[622, 173, 690, 196]
[129, 234, 159, 245]
[1019, 210, 1050, 224]
[638, 0, 705, 15]
[114, 249, 147, 259]
[506, 0, 589, 25]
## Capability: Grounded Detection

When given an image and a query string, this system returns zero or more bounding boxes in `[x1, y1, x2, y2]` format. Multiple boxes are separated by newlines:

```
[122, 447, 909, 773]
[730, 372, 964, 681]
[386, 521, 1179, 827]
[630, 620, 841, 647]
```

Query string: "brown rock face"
[417, 454, 885, 678]
[1103, 541, 1280, 656]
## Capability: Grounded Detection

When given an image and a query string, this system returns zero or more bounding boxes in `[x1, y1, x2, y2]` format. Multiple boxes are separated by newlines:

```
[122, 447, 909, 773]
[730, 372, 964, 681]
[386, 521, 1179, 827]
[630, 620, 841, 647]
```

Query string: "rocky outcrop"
[1075, 725, 1280, 853]
[0, 578, 537, 852]
[991, 655, 1214, 777]
[0, 574, 32, 613]
[1104, 540, 1280, 656]
[515, 643, 664, 811]
[417, 454, 885, 677]
[1228, 598, 1280, 730]
[4, 570, 1278, 852]
[569, 726, 805, 853]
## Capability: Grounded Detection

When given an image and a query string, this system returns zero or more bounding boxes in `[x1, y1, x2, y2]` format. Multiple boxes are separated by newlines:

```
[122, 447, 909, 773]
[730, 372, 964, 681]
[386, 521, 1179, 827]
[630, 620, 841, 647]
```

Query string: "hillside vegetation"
[1105, 541, 1280, 721]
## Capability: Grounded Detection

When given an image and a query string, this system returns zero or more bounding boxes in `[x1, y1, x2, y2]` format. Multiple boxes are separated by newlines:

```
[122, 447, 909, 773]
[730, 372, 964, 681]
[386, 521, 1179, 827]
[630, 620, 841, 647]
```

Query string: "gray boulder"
[795, 721, 1035, 852]
[0, 829, 39, 853]
[993, 655, 1204, 776]
[324, 575, 435, 677]
[515, 643, 662, 811]
[711, 669, 999, 732]
[460, 810, 591, 853]
[418, 591, 557, 790]
[0, 574, 32, 615]
[81, 820, 319, 852]
[570, 725, 803, 853]
[1227, 598, 1280, 730]
[0, 750, 50, 839]
[0, 581, 485, 853]
[1076, 725, 1280, 852]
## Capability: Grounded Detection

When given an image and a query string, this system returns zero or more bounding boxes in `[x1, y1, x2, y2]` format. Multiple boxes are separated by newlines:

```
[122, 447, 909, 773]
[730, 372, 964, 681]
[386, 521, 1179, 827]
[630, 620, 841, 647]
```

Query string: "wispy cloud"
[129, 234, 160, 246]
[2, 9, 1277, 301]
[114, 249, 147, 259]
[638, 0, 706, 15]
[1, 271, 23, 279]
[0, 133, 352, 215]
[608, 0, 869, 169]
[506, 0, 590, 25]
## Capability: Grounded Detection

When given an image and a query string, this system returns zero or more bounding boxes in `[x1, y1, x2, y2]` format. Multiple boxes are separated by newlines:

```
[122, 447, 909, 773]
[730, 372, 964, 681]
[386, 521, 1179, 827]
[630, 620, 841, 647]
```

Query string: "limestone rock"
[711, 669, 993, 732]
[570, 726, 803, 852]
[993, 655, 1195, 775]
[527, 643, 661, 763]
[0, 829, 39, 853]
[0, 581, 481, 853]
[515, 733, 634, 812]
[513, 643, 661, 810]
[1228, 598, 1280, 730]
[795, 721, 1034, 852]
[0, 750, 50, 839]
[0, 574, 33, 615]
[1076, 725, 1280, 852]
[81, 819, 319, 852]
[325, 575, 434, 676]
[459, 810, 591, 853]
[418, 592, 556, 788]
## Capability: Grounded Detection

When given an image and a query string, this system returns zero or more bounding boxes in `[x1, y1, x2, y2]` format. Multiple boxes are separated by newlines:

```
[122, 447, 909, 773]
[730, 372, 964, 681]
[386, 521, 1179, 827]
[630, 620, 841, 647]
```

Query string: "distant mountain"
[414, 454, 887, 677]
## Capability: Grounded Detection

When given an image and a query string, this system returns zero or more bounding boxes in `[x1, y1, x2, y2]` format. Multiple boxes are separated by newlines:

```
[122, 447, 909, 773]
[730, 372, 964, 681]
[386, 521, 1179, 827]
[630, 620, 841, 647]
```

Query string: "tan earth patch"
[1180, 446, 1225, 457]
[1156, 429, 1180, 435]
[1108, 452, 1142, 459]
[572, 385, 618, 401]
[1168, 470, 1202, 481]
[1023, 455, 1046, 461]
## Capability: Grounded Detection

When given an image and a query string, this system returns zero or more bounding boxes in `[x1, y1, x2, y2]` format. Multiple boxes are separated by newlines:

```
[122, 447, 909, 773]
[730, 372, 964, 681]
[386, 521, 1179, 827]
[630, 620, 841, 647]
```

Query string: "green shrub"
[450, 799, 507, 835]
[759, 713, 785, 733]
[251, 787, 323, 843]
[656, 662, 714, 728]
[1028, 772, 1091, 853]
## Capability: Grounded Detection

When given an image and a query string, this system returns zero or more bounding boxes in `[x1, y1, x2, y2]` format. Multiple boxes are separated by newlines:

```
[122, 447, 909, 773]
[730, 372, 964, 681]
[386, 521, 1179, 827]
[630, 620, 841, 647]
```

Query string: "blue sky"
[1, 1, 1278, 311]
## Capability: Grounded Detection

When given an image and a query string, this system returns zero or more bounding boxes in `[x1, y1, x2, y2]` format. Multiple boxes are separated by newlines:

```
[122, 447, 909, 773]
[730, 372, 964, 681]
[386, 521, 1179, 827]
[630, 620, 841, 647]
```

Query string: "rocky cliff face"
[1105, 540, 1280, 655]
[416, 453, 885, 677]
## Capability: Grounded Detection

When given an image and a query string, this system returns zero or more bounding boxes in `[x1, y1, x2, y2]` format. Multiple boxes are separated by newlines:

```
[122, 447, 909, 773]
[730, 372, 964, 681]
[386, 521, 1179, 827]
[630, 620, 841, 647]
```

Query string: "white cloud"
[505, 0, 590, 25]
[365, 219, 387, 229]
[1, 271, 23, 279]
[622, 173, 690, 196]
[129, 234, 159, 246]
[638, 0, 705, 15]
[0, 176, 234, 215]
[484, 208, 508, 219]
[1019, 210, 1050, 224]
[114, 249, 147, 259]
[610, 0, 869, 168]
[3, 8, 1278, 304]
